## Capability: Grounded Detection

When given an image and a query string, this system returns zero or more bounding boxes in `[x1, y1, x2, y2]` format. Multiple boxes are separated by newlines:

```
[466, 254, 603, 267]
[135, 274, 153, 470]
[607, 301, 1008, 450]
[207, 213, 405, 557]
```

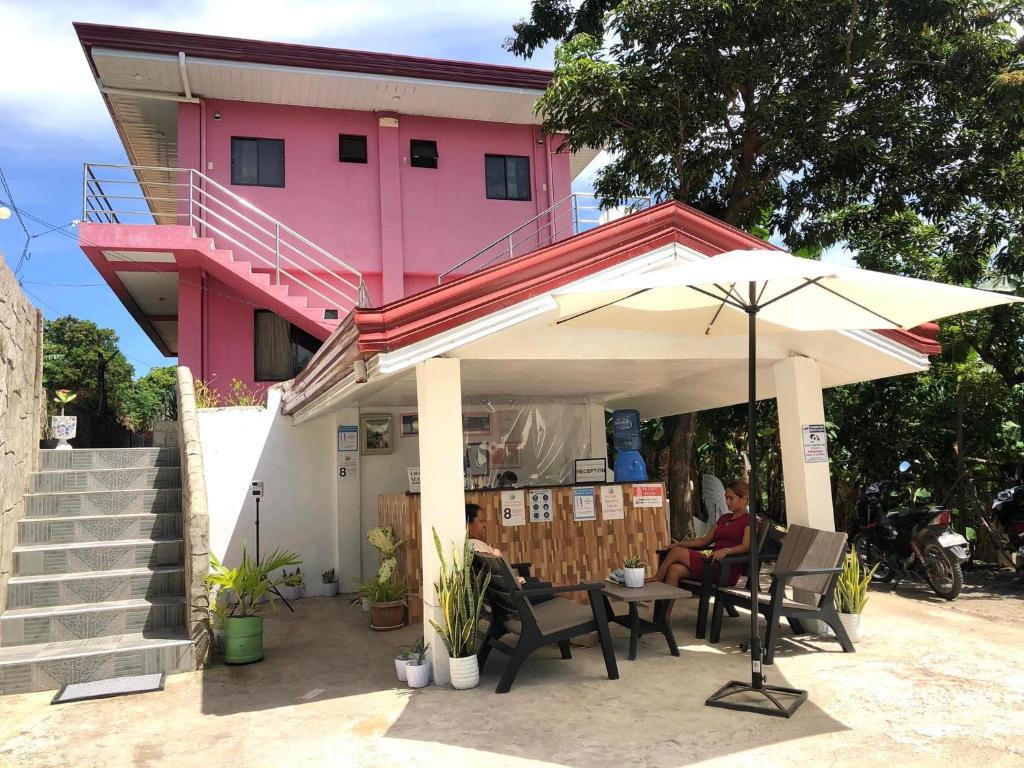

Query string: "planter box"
[370, 601, 406, 631]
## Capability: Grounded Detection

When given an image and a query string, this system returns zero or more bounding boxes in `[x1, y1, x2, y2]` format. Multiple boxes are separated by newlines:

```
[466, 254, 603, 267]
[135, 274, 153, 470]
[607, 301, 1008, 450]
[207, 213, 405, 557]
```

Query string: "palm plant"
[206, 541, 302, 617]
[428, 529, 489, 659]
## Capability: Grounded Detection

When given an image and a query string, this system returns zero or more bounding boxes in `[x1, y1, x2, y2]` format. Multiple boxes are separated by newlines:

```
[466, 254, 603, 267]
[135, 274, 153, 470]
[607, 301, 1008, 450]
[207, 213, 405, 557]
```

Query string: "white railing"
[436, 192, 657, 284]
[82, 163, 369, 311]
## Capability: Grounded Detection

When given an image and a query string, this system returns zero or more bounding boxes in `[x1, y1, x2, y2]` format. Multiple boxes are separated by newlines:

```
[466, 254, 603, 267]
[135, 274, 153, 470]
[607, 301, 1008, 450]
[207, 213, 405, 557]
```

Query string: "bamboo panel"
[377, 484, 669, 610]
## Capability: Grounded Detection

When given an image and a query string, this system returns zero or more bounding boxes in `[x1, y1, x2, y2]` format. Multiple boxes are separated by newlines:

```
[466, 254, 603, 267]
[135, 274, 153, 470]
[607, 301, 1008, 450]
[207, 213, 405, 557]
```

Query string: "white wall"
[199, 388, 339, 585]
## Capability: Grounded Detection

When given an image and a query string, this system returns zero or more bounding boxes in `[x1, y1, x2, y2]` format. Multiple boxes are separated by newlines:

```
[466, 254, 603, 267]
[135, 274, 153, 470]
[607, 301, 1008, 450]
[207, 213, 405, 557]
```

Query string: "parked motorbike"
[992, 484, 1024, 569]
[849, 463, 969, 600]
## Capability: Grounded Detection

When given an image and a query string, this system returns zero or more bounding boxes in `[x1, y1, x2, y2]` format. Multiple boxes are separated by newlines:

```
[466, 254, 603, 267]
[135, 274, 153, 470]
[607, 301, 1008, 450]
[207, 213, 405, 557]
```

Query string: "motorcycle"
[849, 462, 970, 600]
[992, 484, 1024, 569]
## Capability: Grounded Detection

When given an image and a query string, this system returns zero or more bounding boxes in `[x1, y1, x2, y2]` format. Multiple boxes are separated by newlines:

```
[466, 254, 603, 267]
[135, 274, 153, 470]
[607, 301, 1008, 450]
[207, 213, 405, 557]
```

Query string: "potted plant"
[429, 529, 489, 689]
[51, 390, 78, 450]
[210, 594, 229, 655]
[280, 567, 305, 601]
[394, 645, 414, 682]
[362, 578, 411, 631]
[834, 547, 878, 642]
[405, 639, 431, 688]
[206, 543, 302, 664]
[321, 568, 340, 597]
[366, 526, 402, 582]
[623, 555, 647, 587]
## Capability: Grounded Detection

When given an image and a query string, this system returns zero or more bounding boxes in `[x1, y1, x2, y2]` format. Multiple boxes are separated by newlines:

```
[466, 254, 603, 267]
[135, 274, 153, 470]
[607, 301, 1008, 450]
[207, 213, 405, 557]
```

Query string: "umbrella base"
[705, 679, 808, 718]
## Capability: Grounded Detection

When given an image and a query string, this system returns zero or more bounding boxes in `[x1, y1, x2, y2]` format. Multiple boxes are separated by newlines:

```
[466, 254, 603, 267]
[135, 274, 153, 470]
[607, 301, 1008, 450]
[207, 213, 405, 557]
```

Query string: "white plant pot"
[361, 597, 371, 612]
[282, 585, 303, 601]
[406, 662, 430, 689]
[449, 655, 480, 690]
[51, 415, 77, 450]
[623, 567, 646, 588]
[212, 628, 226, 655]
[394, 657, 410, 682]
[321, 582, 340, 597]
[839, 612, 862, 643]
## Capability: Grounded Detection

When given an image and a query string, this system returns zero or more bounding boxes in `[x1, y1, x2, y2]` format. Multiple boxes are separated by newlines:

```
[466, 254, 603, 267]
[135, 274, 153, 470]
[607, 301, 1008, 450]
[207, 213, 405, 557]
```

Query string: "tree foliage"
[42, 316, 134, 415]
[123, 365, 178, 431]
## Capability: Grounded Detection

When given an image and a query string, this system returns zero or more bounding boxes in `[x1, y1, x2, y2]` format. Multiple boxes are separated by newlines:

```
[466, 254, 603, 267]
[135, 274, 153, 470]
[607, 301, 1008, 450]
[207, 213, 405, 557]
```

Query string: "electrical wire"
[0, 165, 34, 274]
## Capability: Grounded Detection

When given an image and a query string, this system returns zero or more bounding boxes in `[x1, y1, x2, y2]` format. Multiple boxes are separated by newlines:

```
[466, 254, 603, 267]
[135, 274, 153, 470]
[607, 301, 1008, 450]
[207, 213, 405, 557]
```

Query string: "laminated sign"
[500, 490, 526, 527]
[801, 424, 829, 463]
[600, 485, 625, 520]
[530, 490, 553, 522]
[572, 486, 596, 521]
[632, 483, 664, 508]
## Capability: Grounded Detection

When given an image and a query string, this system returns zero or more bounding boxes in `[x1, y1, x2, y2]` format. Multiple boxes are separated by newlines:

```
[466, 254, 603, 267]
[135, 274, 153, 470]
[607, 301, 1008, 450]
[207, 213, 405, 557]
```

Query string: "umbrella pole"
[705, 281, 807, 718]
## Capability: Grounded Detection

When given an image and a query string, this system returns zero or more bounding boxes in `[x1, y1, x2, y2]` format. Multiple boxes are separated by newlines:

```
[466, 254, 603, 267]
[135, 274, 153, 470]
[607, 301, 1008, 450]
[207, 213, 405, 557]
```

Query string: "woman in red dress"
[654, 480, 751, 587]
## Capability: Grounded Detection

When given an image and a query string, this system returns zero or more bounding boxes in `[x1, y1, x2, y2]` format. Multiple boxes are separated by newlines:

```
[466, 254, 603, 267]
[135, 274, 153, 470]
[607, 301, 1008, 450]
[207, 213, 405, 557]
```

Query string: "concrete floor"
[1, 572, 1023, 768]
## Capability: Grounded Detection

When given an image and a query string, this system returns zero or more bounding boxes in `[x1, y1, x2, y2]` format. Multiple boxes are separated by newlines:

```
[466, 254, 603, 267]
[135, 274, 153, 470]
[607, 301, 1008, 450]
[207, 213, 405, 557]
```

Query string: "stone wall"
[176, 366, 211, 667]
[0, 253, 44, 614]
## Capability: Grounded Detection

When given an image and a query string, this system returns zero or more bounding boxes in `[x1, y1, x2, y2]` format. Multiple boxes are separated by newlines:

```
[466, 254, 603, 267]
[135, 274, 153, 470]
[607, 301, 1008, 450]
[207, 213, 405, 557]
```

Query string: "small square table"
[601, 581, 689, 660]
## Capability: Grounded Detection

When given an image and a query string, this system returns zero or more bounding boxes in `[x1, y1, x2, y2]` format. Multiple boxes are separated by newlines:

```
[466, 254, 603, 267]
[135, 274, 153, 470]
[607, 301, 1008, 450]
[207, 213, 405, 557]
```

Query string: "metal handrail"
[436, 191, 655, 283]
[82, 162, 367, 311]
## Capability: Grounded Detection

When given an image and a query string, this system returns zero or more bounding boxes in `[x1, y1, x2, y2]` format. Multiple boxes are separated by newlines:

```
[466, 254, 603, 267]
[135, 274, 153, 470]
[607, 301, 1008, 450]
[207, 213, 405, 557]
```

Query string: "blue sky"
[0, 0, 556, 377]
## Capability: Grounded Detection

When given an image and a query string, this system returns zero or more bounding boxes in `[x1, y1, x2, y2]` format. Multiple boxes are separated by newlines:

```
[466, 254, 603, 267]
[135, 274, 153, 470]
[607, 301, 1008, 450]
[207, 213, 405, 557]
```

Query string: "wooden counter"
[378, 484, 669, 617]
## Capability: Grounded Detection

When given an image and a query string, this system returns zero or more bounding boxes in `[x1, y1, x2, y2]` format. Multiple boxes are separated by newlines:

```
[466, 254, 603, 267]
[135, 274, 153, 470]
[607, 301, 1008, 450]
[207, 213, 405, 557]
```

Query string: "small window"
[410, 139, 438, 169]
[231, 137, 285, 187]
[339, 134, 368, 164]
[254, 310, 322, 381]
[485, 155, 531, 201]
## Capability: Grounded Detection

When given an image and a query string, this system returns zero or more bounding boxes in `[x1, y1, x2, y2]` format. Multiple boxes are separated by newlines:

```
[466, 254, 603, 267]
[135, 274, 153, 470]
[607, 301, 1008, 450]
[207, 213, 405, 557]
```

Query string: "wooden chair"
[709, 524, 853, 664]
[656, 517, 777, 638]
[474, 553, 619, 694]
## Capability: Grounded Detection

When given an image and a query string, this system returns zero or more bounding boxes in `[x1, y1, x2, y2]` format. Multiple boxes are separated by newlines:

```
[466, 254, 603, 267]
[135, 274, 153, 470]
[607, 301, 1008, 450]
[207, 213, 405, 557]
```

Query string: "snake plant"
[428, 529, 489, 659]
[835, 548, 878, 614]
[624, 555, 646, 569]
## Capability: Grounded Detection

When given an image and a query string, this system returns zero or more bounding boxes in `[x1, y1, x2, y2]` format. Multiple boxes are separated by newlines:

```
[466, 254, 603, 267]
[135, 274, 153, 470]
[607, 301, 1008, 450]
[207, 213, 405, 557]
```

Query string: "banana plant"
[428, 529, 489, 659]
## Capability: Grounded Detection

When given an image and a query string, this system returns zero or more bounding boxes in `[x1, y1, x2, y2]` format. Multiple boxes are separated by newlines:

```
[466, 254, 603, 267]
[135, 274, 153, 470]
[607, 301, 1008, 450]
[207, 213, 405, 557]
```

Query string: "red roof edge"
[72, 22, 552, 91]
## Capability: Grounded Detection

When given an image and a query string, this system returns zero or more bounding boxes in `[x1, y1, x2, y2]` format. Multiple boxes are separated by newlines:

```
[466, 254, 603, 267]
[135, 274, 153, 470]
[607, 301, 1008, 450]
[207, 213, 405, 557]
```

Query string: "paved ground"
[1, 574, 1023, 768]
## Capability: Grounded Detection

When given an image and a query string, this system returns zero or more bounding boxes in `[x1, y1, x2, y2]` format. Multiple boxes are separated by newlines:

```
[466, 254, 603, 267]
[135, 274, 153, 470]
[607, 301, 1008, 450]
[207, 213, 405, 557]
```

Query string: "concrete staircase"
[0, 448, 192, 695]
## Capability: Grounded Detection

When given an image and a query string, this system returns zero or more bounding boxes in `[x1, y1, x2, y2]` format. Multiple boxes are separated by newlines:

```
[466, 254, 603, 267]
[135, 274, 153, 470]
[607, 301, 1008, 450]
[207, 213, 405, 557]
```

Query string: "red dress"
[683, 513, 750, 585]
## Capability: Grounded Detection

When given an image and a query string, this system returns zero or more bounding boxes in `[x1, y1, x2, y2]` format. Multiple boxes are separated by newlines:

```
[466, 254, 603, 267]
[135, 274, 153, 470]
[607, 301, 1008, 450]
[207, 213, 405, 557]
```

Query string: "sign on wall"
[574, 458, 607, 484]
[500, 490, 526, 527]
[407, 467, 420, 493]
[338, 451, 358, 479]
[632, 483, 664, 508]
[529, 489, 553, 522]
[801, 424, 829, 463]
[572, 486, 596, 521]
[600, 485, 625, 520]
[337, 425, 358, 452]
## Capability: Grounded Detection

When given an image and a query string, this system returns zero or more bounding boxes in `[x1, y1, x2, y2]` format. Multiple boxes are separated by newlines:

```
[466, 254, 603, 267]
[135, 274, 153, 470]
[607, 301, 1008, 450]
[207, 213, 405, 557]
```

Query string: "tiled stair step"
[26, 488, 181, 518]
[18, 513, 182, 545]
[38, 447, 180, 471]
[13, 540, 184, 577]
[7, 566, 185, 609]
[0, 631, 192, 695]
[30, 466, 181, 493]
[1, 598, 187, 647]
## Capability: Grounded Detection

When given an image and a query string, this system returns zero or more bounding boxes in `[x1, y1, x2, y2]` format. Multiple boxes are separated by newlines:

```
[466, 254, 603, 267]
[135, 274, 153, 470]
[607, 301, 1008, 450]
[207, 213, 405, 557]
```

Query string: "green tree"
[511, 1, 1024, 534]
[43, 316, 134, 416]
[124, 365, 178, 432]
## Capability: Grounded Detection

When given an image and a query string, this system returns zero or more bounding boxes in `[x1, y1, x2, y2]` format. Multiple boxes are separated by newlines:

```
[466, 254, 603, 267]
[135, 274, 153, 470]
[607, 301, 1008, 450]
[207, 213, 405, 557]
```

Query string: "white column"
[415, 358, 465, 685]
[773, 356, 835, 531]
[335, 407, 362, 592]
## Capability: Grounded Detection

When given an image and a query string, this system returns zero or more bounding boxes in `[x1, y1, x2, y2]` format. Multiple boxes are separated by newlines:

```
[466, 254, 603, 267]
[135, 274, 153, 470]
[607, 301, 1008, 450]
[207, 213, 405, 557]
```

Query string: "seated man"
[467, 503, 552, 600]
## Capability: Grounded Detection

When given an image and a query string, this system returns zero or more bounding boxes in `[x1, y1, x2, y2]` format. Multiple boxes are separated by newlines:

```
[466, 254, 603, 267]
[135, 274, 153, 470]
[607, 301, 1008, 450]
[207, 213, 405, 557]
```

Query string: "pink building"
[75, 23, 600, 392]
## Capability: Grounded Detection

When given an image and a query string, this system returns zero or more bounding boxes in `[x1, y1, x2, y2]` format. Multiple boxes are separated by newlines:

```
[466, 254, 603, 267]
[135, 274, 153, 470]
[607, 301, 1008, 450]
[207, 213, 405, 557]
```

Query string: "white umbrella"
[554, 248, 1020, 717]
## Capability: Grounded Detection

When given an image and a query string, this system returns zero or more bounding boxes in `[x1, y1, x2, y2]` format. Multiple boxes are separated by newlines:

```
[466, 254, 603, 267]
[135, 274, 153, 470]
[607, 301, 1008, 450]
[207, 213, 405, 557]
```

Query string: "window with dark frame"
[254, 310, 323, 382]
[231, 137, 285, 187]
[339, 134, 368, 163]
[410, 139, 438, 169]
[485, 154, 531, 201]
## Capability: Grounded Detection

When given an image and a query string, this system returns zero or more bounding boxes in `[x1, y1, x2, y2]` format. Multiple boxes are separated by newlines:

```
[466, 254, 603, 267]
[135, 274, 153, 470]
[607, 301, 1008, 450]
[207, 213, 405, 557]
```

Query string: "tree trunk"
[664, 413, 697, 540]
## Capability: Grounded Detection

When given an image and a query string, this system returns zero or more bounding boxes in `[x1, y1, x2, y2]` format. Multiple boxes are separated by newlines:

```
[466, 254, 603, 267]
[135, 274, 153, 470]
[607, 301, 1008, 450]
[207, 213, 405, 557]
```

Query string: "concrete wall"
[198, 388, 339, 586]
[0, 253, 44, 613]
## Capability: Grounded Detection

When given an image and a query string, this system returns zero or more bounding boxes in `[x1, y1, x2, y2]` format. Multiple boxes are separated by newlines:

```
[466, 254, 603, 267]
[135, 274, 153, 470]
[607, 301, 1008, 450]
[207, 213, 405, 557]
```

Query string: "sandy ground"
[1, 572, 1022, 768]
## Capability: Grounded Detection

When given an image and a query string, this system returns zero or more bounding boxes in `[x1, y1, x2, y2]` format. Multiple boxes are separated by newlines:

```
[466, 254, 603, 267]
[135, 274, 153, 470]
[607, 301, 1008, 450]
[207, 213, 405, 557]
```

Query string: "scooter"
[992, 484, 1024, 570]
[849, 462, 970, 600]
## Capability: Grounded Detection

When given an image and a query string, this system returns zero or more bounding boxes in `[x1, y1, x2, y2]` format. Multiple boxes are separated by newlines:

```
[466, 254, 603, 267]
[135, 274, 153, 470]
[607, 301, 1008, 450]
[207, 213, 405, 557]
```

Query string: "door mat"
[51, 673, 164, 704]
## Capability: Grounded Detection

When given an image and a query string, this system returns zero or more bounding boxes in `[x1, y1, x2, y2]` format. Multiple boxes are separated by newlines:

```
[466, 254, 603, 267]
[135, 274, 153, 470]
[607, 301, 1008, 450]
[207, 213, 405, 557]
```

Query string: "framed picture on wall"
[463, 413, 493, 435]
[360, 413, 393, 455]
[489, 442, 522, 469]
[400, 413, 419, 437]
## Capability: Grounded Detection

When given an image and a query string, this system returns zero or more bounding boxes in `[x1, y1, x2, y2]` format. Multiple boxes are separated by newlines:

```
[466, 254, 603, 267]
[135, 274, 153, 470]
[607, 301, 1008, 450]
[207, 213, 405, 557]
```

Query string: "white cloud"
[0, 0, 541, 139]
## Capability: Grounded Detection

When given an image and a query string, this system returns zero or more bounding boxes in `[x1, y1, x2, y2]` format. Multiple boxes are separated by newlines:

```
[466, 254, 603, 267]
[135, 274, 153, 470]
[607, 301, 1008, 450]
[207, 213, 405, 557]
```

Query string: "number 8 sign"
[500, 490, 526, 526]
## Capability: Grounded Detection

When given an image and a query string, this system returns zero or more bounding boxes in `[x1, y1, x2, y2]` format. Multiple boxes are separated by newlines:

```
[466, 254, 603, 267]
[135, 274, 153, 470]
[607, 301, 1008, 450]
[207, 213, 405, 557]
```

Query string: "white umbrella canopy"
[553, 247, 1020, 717]
[554, 249, 1020, 334]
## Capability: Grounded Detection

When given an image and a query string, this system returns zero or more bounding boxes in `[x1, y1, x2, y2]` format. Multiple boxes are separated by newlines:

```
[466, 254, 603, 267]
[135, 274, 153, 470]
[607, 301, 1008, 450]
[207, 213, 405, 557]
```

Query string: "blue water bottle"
[611, 409, 648, 482]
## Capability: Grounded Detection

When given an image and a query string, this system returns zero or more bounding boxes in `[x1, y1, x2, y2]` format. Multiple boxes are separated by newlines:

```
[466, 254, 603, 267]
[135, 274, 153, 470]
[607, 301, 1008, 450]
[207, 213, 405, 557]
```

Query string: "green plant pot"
[224, 616, 264, 664]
